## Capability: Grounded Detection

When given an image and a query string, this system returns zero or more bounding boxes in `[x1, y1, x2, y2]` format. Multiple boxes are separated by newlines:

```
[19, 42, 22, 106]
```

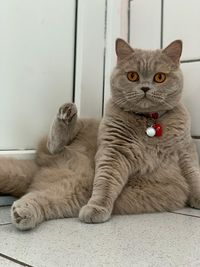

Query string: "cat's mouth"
[140, 93, 154, 102]
[141, 93, 163, 103]
[136, 93, 162, 109]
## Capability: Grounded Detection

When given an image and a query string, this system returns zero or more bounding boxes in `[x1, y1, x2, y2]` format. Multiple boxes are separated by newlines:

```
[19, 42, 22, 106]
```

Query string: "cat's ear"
[162, 40, 182, 65]
[115, 38, 134, 61]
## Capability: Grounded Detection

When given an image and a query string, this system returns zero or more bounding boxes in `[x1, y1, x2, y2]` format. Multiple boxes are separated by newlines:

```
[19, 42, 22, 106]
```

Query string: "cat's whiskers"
[125, 93, 143, 102]
[146, 93, 165, 103]
[147, 92, 173, 109]
[115, 98, 128, 107]
[166, 90, 180, 97]
[159, 98, 174, 109]
[125, 91, 141, 98]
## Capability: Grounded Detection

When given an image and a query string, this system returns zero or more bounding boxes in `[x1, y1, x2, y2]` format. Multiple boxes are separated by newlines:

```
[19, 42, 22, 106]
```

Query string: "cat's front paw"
[57, 103, 77, 124]
[188, 194, 200, 209]
[11, 199, 42, 230]
[79, 204, 111, 223]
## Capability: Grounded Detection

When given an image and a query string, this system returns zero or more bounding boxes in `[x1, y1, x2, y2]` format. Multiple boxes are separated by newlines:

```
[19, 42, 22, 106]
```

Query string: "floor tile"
[0, 207, 11, 225]
[172, 207, 200, 218]
[0, 256, 20, 267]
[0, 213, 200, 267]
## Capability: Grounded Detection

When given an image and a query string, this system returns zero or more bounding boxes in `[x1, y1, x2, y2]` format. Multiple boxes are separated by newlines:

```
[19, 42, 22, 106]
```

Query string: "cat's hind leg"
[113, 168, 189, 215]
[0, 158, 38, 197]
[11, 168, 91, 230]
[47, 103, 81, 154]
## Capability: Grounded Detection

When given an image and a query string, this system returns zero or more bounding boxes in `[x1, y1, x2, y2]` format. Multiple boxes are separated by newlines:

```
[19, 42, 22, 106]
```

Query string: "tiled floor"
[0, 206, 200, 267]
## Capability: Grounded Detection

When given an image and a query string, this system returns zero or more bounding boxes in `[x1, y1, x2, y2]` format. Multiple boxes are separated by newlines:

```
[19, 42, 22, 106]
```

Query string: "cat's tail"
[0, 157, 39, 197]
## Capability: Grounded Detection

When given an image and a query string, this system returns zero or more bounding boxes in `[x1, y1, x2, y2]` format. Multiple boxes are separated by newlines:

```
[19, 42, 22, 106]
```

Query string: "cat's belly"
[129, 138, 180, 176]
[127, 162, 186, 189]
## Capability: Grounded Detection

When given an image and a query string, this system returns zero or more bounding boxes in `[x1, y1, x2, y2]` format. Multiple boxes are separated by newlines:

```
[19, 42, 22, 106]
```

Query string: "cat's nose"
[141, 87, 150, 93]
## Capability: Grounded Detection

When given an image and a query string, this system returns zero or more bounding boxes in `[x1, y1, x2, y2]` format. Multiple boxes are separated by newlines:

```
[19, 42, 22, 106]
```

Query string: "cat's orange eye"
[153, 72, 166, 83]
[127, 71, 139, 82]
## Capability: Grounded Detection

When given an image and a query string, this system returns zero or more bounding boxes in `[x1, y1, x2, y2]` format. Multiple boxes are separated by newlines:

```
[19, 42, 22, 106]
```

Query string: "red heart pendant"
[153, 123, 162, 137]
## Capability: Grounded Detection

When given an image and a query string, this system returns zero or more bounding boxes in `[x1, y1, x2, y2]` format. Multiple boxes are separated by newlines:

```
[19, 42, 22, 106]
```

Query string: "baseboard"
[0, 150, 36, 160]
[0, 196, 16, 207]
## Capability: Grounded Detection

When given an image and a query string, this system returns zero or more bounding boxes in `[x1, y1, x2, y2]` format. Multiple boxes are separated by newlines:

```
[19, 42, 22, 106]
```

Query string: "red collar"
[135, 111, 167, 137]
[135, 111, 167, 119]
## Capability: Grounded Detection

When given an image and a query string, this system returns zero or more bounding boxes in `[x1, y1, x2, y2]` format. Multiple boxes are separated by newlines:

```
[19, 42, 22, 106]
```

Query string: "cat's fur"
[0, 103, 99, 230]
[0, 39, 199, 230]
[79, 39, 200, 223]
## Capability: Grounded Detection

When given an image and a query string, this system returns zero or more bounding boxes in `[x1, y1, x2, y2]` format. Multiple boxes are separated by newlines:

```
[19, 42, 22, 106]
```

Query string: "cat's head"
[111, 39, 183, 113]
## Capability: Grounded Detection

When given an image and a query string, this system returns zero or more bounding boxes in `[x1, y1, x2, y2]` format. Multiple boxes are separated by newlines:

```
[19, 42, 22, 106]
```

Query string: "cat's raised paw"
[11, 199, 41, 230]
[79, 204, 111, 223]
[57, 103, 77, 124]
[188, 194, 200, 209]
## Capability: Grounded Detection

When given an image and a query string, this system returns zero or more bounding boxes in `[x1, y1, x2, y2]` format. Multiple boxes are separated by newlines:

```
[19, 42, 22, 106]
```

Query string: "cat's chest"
[128, 114, 187, 152]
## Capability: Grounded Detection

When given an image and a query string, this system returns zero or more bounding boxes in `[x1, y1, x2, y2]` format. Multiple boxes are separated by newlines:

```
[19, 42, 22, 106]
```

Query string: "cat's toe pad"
[11, 200, 39, 230]
[57, 103, 77, 123]
[79, 204, 111, 223]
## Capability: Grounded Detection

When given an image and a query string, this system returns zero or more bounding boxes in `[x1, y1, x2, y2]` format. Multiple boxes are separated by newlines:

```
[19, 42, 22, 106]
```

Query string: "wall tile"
[181, 62, 200, 136]
[130, 0, 161, 49]
[0, 0, 75, 149]
[163, 0, 200, 60]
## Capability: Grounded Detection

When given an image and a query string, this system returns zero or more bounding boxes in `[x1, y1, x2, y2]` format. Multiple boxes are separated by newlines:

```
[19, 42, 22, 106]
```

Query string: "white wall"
[0, 0, 75, 150]
[74, 0, 106, 118]
[103, 0, 129, 108]
[0, 0, 128, 153]
[130, 0, 161, 49]
[2, 0, 199, 156]
[129, 0, 200, 155]
[75, 0, 129, 118]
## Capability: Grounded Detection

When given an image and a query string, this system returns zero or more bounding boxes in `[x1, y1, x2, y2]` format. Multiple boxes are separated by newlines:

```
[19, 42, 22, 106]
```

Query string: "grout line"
[0, 253, 35, 267]
[72, 0, 78, 102]
[169, 211, 200, 219]
[160, 0, 164, 49]
[192, 136, 200, 139]
[0, 149, 35, 152]
[0, 222, 11, 226]
[101, 0, 108, 116]
[181, 59, 200, 64]
[127, 0, 131, 43]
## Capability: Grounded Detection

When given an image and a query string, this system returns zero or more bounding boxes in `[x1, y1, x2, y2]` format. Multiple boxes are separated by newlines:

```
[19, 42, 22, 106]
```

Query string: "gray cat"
[0, 39, 199, 230]
[79, 39, 200, 223]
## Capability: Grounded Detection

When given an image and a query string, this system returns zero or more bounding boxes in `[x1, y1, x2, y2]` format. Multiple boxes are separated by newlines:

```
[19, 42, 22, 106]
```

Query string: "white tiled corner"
[163, 0, 200, 60]
[181, 62, 200, 136]
[130, 0, 161, 49]
[75, 0, 105, 118]
[0, 213, 200, 267]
